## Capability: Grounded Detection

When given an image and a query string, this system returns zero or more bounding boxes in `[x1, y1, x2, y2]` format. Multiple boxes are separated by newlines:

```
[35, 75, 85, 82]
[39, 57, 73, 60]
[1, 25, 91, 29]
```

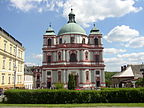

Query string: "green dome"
[58, 23, 86, 35]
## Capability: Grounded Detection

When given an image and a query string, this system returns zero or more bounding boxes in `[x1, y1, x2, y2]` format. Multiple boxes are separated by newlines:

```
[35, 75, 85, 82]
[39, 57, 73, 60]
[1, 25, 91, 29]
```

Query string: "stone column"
[100, 69, 106, 87]
[77, 50, 80, 61]
[67, 50, 70, 62]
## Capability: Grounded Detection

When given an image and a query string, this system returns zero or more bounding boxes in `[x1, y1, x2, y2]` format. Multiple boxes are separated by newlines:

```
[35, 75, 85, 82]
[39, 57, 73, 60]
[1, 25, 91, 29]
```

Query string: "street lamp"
[13, 65, 17, 89]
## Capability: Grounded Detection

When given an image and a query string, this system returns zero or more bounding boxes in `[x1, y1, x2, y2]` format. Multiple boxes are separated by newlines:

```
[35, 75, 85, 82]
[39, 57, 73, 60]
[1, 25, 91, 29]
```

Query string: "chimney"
[123, 65, 127, 71]
[121, 66, 124, 72]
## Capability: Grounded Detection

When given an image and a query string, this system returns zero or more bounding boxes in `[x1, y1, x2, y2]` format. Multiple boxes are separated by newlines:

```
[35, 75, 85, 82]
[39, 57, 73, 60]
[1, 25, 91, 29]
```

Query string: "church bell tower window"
[95, 55, 99, 63]
[59, 38, 62, 44]
[94, 38, 98, 45]
[47, 56, 51, 63]
[82, 38, 85, 44]
[85, 51, 88, 60]
[48, 38, 52, 46]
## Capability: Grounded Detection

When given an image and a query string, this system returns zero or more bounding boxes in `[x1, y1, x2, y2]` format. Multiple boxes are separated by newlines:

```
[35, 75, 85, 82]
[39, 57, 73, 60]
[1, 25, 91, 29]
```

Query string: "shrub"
[4, 88, 144, 104]
[54, 83, 64, 89]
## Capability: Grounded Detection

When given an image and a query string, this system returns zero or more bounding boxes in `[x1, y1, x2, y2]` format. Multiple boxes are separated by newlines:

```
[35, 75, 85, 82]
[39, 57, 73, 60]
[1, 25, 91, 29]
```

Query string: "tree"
[68, 74, 76, 90]
[136, 78, 144, 87]
[105, 72, 118, 87]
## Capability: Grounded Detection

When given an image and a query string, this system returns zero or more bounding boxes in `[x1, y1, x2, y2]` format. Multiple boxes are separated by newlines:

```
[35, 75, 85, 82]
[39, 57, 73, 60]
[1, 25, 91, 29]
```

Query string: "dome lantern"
[68, 8, 76, 23]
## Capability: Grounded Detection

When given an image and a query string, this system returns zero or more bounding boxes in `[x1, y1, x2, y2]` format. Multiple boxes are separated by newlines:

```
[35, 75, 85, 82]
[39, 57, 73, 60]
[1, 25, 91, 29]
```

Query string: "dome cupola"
[90, 24, 101, 35]
[44, 24, 55, 35]
[58, 9, 86, 36]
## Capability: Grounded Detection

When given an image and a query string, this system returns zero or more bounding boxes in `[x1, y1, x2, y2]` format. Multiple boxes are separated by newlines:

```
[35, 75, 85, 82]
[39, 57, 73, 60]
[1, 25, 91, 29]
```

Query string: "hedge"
[4, 88, 144, 104]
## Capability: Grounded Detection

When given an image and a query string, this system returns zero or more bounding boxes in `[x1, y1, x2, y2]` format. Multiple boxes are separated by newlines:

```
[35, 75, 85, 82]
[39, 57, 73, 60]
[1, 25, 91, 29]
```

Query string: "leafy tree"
[136, 78, 144, 87]
[68, 74, 76, 90]
[105, 72, 118, 87]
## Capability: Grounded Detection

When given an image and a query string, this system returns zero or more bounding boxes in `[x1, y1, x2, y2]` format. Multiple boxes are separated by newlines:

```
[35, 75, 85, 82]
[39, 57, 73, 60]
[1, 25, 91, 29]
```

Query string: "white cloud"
[104, 25, 139, 42]
[9, 0, 142, 27]
[25, 62, 37, 66]
[32, 53, 42, 60]
[63, 0, 142, 27]
[105, 52, 144, 71]
[104, 48, 126, 54]
[125, 37, 144, 48]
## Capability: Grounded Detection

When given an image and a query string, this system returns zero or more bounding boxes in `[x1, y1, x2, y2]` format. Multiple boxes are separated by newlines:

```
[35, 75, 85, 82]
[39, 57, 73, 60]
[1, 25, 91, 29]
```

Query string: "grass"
[0, 103, 144, 107]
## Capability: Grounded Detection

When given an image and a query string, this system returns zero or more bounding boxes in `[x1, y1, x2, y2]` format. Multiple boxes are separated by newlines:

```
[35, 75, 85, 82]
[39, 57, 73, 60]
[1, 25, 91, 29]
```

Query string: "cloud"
[9, 0, 64, 12]
[104, 48, 126, 54]
[25, 62, 37, 66]
[63, 0, 142, 27]
[104, 25, 139, 42]
[125, 37, 144, 48]
[105, 52, 144, 71]
[32, 53, 42, 60]
[9, 0, 142, 27]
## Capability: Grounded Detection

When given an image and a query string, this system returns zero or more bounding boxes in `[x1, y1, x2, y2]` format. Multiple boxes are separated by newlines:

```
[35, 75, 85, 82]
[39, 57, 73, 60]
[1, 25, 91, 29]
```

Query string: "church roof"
[58, 9, 86, 36]
[90, 24, 101, 35]
[58, 23, 86, 35]
[44, 24, 55, 35]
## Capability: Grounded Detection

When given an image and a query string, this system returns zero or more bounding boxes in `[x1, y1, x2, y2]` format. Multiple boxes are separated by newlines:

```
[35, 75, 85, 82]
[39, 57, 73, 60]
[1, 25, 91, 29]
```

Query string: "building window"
[58, 71, 61, 82]
[59, 38, 62, 44]
[86, 71, 89, 81]
[94, 38, 98, 45]
[3, 57, 6, 69]
[58, 52, 61, 61]
[47, 71, 51, 76]
[14, 46, 16, 55]
[82, 38, 85, 44]
[70, 53, 77, 62]
[47, 56, 51, 63]
[95, 55, 99, 62]
[48, 38, 52, 46]
[9, 59, 11, 70]
[70, 37, 75, 43]
[4, 40, 7, 51]
[10, 44, 12, 54]
[96, 71, 100, 75]
[2, 76, 4, 84]
[85, 51, 88, 60]
[8, 75, 11, 84]
[13, 60, 16, 71]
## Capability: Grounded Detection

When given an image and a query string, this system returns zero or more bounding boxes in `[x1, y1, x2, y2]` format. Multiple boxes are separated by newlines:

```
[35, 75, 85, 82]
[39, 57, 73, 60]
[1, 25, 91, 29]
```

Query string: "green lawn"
[0, 103, 144, 107]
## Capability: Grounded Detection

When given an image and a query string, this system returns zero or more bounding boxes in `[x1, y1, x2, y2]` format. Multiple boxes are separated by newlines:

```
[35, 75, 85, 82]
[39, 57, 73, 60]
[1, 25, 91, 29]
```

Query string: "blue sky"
[0, 0, 144, 71]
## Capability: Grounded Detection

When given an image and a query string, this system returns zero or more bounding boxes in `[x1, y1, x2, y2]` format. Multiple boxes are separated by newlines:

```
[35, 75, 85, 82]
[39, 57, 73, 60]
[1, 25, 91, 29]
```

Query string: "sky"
[0, 0, 144, 72]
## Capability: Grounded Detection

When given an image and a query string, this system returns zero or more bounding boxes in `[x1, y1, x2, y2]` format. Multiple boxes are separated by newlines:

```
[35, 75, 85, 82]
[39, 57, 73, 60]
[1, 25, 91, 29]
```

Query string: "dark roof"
[0, 27, 23, 47]
[24, 65, 33, 75]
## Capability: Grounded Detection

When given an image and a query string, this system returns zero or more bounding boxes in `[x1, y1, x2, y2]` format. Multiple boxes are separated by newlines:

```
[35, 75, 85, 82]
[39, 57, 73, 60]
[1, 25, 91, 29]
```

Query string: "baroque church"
[41, 9, 105, 89]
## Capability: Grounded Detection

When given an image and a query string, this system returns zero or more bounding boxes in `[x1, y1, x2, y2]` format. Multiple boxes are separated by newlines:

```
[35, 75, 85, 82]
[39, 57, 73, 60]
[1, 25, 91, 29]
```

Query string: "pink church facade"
[41, 9, 105, 89]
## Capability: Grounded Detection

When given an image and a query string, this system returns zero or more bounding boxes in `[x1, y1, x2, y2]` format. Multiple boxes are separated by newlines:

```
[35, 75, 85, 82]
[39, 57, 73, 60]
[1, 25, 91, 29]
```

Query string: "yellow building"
[0, 27, 25, 90]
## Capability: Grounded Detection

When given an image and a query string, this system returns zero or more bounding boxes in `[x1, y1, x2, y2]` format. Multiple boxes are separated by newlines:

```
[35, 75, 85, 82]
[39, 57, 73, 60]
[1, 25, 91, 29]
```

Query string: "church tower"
[41, 9, 105, 89]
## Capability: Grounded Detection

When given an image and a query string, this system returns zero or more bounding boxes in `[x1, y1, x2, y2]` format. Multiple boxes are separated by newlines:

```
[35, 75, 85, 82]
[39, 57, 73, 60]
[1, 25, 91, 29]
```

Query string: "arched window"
[82, 38, 85, 44]
[86, 71, 89, 81]
[85, 51, 88, 60]
[48, 38, 52, 46]
[94, 38, 98, 45]
[70, 53, 77, 62]
[58, 52, 61, 61]
[59, 38, 62, 44]
[47, 56, 51, 63]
